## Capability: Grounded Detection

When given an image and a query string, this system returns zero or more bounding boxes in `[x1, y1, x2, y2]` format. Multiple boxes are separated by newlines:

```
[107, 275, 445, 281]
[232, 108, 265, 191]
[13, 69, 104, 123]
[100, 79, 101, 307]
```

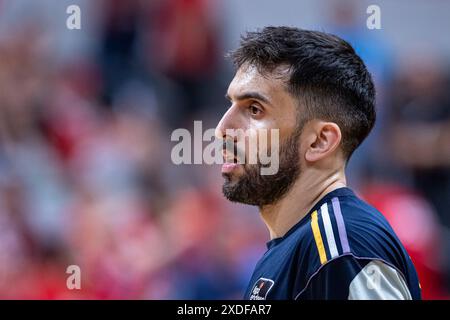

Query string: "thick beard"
[222, 129, 301, 207]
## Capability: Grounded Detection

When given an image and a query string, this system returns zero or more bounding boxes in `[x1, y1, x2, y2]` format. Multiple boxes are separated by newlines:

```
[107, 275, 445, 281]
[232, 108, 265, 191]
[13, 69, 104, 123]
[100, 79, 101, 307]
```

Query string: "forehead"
[227, 64, 290, 98]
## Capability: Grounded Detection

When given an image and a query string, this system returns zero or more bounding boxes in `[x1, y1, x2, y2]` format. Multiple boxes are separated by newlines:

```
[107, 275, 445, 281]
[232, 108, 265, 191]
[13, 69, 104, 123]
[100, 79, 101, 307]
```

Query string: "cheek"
[241, 128, 280, 163]
[243, 110, 297, 159]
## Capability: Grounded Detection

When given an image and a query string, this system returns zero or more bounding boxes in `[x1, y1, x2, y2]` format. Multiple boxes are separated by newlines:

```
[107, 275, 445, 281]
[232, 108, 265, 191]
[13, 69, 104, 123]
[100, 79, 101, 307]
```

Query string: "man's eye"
[249, 105, 261, 116]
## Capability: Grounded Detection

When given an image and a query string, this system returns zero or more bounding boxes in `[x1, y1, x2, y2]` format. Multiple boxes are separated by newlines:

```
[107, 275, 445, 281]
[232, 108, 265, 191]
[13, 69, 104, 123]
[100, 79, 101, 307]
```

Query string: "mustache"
[222, 140, 246, 163]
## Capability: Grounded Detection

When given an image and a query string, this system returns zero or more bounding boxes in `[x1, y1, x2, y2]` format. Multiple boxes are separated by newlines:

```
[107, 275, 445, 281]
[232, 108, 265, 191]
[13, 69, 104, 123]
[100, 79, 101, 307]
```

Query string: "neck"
[260, 166, 346, 239]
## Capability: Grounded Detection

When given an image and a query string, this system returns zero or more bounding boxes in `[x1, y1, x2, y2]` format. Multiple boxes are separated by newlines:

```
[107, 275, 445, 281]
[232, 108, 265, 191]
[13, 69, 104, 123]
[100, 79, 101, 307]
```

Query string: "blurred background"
[0, 0, 449, 299]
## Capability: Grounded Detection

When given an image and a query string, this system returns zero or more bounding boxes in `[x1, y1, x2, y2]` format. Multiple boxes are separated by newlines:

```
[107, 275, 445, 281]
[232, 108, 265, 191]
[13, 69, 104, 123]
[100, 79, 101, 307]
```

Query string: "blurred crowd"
[0, 0, 449, 299]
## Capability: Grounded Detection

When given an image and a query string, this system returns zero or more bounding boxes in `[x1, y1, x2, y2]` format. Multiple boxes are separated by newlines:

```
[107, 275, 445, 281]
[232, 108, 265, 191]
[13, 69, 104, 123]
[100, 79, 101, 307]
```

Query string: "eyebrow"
[225, 91, 271, 105]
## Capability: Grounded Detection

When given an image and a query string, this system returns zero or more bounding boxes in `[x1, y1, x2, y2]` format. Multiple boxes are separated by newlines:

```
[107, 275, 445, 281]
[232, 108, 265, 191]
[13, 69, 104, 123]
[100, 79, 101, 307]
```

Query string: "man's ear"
[304, 121, 342, 163]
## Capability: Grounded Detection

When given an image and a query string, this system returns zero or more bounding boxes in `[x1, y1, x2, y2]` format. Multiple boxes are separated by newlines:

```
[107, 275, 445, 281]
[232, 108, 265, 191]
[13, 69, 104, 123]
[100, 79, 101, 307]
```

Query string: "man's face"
[216, 65, 304, 207]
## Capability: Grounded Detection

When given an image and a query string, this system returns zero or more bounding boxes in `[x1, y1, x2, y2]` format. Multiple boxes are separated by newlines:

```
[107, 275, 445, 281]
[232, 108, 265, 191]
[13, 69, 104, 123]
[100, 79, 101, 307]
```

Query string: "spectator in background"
[97, 0, 143, 107]
[147, 0, 223, 127]
[387, 55, 450, 292]
[388, 55, 450, 229]
[325, 0, 393, 189]
[362, 184, 450, 299]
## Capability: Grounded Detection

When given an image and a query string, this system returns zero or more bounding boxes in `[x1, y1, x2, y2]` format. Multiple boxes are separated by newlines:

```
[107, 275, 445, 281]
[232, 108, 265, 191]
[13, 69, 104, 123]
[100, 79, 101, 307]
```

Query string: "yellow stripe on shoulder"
[311, 210, 327, 264]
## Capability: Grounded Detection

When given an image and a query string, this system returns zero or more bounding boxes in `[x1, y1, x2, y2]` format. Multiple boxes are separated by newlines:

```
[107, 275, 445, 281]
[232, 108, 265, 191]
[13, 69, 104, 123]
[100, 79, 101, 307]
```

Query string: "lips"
[221, 162, 240, 173]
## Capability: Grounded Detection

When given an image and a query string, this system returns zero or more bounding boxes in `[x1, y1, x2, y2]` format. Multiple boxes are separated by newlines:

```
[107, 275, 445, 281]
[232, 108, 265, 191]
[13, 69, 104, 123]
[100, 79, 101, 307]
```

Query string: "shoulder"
[292, 190, 415, 298]
[295, 254, 414, 300]
[302, 191, 407, 267]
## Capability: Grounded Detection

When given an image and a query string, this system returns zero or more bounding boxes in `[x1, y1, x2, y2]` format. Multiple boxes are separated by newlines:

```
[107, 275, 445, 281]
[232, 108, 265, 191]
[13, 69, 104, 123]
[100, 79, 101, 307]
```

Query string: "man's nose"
[215, 105, 241, 140]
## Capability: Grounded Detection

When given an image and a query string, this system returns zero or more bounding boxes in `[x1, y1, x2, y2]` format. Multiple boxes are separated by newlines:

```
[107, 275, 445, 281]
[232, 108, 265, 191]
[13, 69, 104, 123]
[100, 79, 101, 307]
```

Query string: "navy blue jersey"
[244, 187, 421, 300]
